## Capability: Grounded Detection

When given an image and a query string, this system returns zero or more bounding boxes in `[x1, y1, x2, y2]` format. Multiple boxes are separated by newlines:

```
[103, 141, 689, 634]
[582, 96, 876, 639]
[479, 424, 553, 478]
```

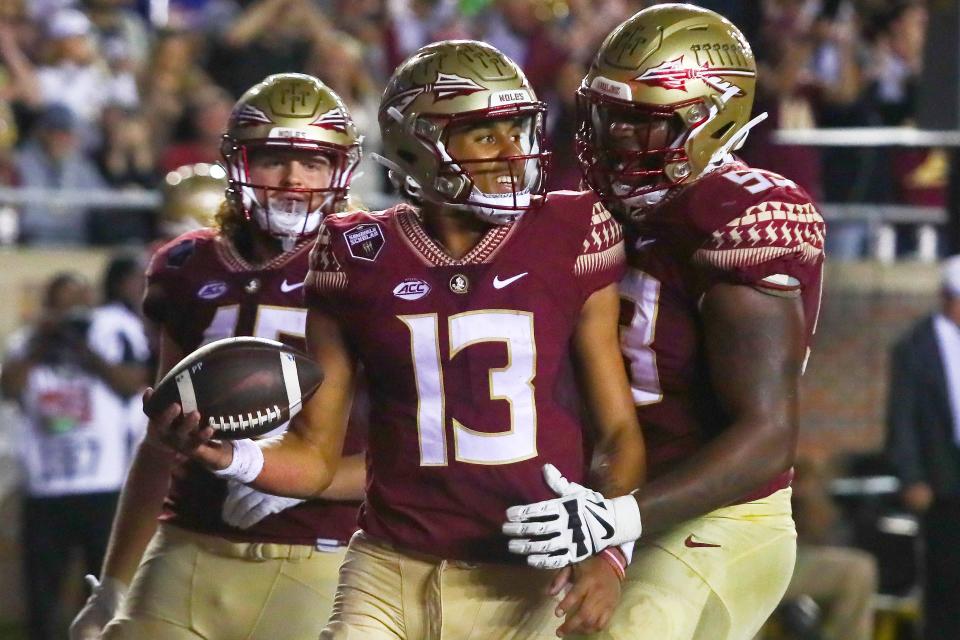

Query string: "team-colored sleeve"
[304, 220, 348, 311]
[142, 235, 197, 327]
[574, 200, 627, 299]
[142, 252, 172, 327]
[692, 198, 826, 294]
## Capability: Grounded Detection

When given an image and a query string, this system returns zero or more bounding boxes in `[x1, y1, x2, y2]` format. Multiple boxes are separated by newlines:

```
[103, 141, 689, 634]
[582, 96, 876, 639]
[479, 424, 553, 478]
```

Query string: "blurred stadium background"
[0, 0, 955, 638]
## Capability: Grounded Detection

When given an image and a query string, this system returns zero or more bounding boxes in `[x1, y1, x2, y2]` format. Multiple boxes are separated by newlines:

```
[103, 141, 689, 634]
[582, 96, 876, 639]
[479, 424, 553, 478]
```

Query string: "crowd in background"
[0, 0, 937, 249]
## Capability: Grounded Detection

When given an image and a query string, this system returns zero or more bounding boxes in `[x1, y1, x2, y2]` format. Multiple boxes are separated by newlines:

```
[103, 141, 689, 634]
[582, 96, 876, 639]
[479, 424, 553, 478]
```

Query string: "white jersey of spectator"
[8, 302, 149, 497]
[37, 64, 138, 137]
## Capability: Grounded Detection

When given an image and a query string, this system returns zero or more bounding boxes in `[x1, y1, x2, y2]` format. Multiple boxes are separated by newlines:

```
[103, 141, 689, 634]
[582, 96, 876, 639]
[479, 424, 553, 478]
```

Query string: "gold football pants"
[584, 488, 797, 640]
[102, 523, 346, 640]
[322, 531, 562, 640]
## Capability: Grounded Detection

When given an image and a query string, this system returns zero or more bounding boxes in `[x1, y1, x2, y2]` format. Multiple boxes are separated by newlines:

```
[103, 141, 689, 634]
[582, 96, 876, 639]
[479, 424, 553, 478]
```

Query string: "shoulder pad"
[693, 199, 825, 271]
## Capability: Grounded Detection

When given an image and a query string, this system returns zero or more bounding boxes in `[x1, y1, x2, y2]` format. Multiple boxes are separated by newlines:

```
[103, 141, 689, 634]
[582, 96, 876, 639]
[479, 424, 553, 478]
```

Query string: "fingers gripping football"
[143, 387, 233, 470]
[502, 464, 643, 569]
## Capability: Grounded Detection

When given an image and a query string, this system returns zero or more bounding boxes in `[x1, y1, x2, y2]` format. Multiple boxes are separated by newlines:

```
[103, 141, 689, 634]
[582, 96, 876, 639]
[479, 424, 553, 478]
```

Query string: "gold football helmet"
[160, 163, 227, 238]
[578, 4, 762, 221]
[221, 73, 362, 240]
[378, 40, 550, 224]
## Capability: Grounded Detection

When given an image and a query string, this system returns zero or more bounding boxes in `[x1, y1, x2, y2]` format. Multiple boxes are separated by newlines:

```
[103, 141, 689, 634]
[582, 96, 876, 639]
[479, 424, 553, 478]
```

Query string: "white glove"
[69, 574, 127, 640]
[502, 463, 642, 569]
[222, 479, 304, 529]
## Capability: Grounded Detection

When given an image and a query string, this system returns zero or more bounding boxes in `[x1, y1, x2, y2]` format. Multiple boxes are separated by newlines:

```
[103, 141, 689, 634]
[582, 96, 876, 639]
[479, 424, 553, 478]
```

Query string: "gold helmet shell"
[160, 163, 227, 237]
[578, 4, 758, 221]
[221, 73, 362, 240]
[378, 40, 550, 224]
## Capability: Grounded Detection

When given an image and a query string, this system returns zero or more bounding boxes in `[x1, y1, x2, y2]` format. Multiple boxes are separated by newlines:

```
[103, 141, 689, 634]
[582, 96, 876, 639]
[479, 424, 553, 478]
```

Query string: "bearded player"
[154, 41, 646, 638]
[503, 5, 826, 639]
[70, 74, 367, 640]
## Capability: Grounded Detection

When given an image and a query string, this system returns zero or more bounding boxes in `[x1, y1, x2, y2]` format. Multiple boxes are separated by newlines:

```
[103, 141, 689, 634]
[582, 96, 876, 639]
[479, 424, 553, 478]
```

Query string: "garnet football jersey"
[144, 228, 363, 544]
[621, 161, 825, 499]
[305, 192, 625, 562]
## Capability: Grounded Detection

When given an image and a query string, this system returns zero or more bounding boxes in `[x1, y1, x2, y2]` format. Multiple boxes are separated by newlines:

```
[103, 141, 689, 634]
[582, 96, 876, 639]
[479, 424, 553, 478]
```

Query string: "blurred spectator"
[86, 0, 151, 75]
[141, 29, 214, 147]
[89, 105, 157, 244]
[383, 0, 468, 71]
[865, 0, 926, 127]
[31, 8, 139, 149]
[330, 0, 390, 83]
[308, 31, 384, 199]
[0, 8, 42, 107]
[97, 105, 156, 189]
[158, 83, 232, 172]
[14, 103, 107, 245]
[886, 254, 960, 640]
[480, 0, 569, 115]
[781, 456, 878, 640]
[26, 0, 75, 21]
[0, 265, 149, 640]
[205, 0, 332, 97]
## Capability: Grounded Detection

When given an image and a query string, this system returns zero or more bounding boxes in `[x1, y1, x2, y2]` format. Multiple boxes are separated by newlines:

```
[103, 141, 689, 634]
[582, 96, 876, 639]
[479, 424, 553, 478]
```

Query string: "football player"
[503, 5, 826, 640]
[70, 73, 367, 640]
[154, 41, 646, 638]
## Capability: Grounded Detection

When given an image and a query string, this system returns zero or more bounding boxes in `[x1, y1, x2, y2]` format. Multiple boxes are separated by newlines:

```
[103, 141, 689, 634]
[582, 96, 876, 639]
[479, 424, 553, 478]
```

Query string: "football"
[144, 337, 323, 440]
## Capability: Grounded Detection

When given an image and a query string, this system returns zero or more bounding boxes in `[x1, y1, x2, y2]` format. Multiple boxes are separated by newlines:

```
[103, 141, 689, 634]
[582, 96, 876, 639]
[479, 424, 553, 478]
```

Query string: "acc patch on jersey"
[344, 223, 385, 262]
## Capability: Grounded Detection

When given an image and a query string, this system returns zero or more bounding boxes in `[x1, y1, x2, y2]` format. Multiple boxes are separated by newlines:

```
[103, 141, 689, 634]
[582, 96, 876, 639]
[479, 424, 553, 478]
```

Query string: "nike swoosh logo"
[493, 272, 528, 289]
[585, 503, 615, 540]
[280, 279, 305, 293]
[684, 534, 721, 549]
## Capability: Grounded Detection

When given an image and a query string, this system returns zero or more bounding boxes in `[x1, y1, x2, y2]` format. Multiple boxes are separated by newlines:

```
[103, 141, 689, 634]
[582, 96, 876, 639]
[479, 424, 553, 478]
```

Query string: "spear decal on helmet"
[311, 107, 350, 133]
[635, 56, 755, 95]
[387, 73, 486, 113]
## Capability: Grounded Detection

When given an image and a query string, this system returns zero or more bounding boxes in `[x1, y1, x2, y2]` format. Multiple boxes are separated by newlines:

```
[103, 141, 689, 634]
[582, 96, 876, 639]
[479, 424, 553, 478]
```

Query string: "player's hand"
[69, 574, 127, 640]
[553, 555, 622, 637]
[142, 388, 231, 471]
[503, 463, 642, 569]
[222, 480, 305, 529]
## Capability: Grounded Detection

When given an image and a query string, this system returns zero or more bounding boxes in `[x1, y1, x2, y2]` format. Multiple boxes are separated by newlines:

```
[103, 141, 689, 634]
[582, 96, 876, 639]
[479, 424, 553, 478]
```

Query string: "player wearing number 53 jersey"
[505, 6, 825, 640]
[72, 74, 367, 640]
[156, 41, 646, 640]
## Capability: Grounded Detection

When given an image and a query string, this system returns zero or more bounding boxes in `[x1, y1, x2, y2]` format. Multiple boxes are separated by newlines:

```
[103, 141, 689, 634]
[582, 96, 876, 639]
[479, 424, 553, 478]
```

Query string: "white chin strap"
[468, 187, 531, 225]
[250, 191, 325, 241]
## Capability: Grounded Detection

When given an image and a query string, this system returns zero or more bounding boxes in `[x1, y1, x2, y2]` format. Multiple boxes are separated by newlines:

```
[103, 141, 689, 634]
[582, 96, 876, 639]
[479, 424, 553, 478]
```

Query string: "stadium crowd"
[0, 0, 936, 247]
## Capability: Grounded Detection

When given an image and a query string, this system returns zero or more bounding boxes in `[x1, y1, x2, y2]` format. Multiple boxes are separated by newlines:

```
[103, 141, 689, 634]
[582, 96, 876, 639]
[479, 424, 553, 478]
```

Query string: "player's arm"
[505, 281, 803, 566]
[631, 282, 805, 535]
[99, 328, 182, 584]
[251, 307, 357, 496]
[572, 282, 646, 497]
[155, 306, 356, 498]
[70, 327, 182, 640]
[316, 452, 365, 501]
